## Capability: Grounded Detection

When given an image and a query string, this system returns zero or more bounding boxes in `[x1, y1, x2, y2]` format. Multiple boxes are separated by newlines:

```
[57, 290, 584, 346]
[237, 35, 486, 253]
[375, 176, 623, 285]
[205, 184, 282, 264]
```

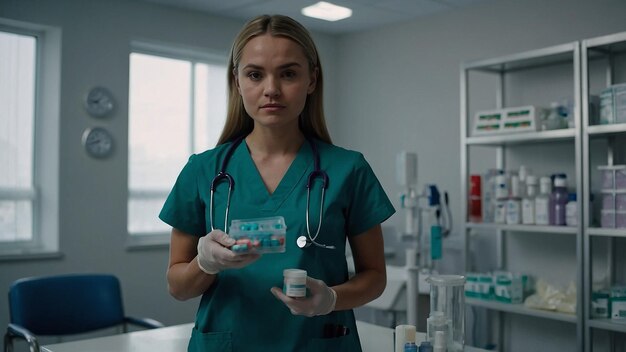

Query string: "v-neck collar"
[235, 139, 313, 212]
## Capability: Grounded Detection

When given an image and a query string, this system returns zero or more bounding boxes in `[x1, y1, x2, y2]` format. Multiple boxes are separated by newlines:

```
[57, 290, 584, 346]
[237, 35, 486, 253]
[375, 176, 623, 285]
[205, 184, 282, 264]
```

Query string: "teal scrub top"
[159, 138, 395, 352]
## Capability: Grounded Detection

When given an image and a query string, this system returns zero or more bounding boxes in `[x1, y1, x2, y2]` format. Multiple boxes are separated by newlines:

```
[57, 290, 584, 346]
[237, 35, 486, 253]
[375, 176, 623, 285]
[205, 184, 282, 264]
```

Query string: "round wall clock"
[82, 127, 114, 159]
[84, 86, 115, 118]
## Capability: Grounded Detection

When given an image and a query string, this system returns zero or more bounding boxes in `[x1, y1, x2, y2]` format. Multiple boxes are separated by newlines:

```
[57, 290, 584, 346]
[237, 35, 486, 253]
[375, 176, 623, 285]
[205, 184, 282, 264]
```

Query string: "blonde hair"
[217, 14, 332, 145]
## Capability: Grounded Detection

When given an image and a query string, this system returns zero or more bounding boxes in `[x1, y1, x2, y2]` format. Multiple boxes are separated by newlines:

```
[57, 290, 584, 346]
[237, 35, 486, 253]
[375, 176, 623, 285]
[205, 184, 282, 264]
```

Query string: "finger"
[209, 230, 235, 246]
[271, 287, 306, 314]
[229, 254, 261, 268]
[271, 287, 290, 303]
[220, 256, 251, 267]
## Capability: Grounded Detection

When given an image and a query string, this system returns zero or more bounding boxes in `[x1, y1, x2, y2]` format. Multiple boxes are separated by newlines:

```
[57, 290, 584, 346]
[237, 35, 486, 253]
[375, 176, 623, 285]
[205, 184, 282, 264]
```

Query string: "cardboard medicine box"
[472, 105, 545, 136]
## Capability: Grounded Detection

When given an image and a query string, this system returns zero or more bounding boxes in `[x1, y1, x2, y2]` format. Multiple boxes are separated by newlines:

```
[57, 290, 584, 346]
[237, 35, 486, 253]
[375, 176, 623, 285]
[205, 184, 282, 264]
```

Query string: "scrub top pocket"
[305, 334, 362, 352]
[189, 328, 232, 352]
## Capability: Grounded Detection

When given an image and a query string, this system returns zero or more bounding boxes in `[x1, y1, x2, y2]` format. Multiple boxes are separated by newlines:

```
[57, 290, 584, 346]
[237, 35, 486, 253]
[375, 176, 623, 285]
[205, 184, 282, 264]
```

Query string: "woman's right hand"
[196, 230, 260, 274]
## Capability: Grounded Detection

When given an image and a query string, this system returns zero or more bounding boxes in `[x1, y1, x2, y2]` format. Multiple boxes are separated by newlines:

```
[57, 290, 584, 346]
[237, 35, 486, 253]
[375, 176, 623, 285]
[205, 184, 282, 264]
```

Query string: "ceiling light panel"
[301, 1, 353, 21]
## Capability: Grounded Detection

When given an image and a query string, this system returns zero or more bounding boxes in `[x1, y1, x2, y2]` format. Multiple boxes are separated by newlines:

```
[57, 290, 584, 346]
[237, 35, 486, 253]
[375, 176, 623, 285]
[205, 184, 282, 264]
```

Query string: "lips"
[261, 103, 285, 109]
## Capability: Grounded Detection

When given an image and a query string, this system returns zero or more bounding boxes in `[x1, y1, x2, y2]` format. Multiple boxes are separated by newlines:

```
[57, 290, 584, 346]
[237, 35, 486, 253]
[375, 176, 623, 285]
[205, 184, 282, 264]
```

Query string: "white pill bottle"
[283, 269, 307, 297]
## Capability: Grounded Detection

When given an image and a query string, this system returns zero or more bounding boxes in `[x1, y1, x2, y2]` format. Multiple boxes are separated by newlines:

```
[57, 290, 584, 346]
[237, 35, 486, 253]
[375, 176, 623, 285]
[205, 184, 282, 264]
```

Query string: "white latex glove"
[197, 230, 260, 275]
[271, 276, 337, 317]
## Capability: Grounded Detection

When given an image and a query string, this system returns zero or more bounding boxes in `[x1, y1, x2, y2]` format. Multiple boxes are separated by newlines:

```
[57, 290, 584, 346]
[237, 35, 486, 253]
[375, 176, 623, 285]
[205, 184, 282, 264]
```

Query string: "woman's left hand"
[271, 276, 337, 317]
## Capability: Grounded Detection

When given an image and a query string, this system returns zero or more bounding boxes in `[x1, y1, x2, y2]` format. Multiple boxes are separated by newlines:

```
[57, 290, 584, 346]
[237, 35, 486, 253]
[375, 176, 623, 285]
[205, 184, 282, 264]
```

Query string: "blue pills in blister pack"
[228, 216, 287, 254]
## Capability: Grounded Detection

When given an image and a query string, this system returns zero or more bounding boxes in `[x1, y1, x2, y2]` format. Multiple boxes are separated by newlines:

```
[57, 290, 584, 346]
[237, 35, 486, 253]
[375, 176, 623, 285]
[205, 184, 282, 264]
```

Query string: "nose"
[264, 76, 280, 98]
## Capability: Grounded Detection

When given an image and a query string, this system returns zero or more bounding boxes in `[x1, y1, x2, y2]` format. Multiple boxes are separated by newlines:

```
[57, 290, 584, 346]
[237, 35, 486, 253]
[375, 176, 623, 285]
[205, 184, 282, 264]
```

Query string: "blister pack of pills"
[228, 216, 287, 254]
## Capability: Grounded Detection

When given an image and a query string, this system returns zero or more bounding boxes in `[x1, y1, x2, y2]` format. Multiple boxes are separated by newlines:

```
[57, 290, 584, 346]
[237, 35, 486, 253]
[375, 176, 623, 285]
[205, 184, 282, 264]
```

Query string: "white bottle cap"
[283, 269, 307, 279]
[519, 166, 527, 181]
[554, 176, 567, 187]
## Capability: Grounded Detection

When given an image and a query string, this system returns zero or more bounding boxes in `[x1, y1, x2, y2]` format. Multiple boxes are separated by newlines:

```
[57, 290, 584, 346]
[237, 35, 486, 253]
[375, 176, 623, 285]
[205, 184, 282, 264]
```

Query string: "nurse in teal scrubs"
[160, 14, 395, 352]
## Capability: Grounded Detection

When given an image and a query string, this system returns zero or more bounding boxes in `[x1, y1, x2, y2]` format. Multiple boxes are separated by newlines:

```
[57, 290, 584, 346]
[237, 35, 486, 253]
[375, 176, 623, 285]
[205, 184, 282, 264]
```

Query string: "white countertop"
[43, 321, 491, 352]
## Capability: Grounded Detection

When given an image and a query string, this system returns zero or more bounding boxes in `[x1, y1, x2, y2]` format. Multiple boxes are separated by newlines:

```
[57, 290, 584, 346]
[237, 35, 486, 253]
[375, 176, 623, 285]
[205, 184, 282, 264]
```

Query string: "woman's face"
[235, 34, 317, 132]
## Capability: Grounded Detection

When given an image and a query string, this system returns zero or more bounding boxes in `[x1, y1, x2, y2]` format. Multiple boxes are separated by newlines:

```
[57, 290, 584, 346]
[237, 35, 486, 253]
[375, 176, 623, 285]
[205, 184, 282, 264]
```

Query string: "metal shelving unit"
[460, 41, 584, 351]
[582, 31, 626, 352]
[466, 222, 578, 235]
[466, 298, 578, 324]
[588, 319, 626, 334]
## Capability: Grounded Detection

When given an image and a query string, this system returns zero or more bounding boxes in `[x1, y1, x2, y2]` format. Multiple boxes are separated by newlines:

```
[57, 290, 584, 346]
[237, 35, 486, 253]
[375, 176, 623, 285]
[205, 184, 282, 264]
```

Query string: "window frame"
[0, 19, 61, 259]
[126, 40, 228, 248]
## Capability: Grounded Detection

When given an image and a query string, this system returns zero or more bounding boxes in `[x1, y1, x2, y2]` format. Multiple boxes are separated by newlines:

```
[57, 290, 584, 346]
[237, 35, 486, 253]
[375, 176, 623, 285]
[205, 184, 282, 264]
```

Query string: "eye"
[247, 71, 262, 81]
[282, 70, 297, 79]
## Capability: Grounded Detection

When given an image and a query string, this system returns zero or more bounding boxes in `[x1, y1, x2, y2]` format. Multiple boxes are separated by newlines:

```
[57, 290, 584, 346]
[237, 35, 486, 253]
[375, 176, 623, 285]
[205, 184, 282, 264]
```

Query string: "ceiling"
[139, 0, 491, 34]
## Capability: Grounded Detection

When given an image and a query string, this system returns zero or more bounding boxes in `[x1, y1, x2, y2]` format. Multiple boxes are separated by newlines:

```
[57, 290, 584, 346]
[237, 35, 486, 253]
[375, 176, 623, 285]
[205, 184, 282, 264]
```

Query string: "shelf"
[466, 128, 576, 146]
[586, 123, 626, 137]
[463, 42, 577, 74]
[466, 298, 577, 323]
[587, 318, 626, 333]
[466, 222, 578, 235]
[584, 31, 626, 54]
[587, 228, 626, 238]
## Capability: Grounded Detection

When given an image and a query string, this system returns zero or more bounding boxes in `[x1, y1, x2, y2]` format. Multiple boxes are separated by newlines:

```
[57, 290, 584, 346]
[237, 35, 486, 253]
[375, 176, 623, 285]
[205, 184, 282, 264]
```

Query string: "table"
[43, 321, 492, 352]
[41, 323, 194, 352]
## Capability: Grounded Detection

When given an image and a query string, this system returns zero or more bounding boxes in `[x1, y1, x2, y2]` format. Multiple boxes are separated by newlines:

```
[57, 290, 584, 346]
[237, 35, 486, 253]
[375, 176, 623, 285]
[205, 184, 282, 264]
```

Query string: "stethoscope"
[209, 135, 335, 250]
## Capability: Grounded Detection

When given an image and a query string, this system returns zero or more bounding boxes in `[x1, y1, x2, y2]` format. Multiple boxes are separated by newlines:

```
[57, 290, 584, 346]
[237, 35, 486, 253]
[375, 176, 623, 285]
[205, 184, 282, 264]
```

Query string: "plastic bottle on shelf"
[518, 166, 529, 199]
[558, 98, 575, 128]
[535, 176, 552, 225]
[522, 175, 537, 225]
[483, 169, 499, 223]
[506, 175, 522, 224]
[551, 174, 569, 226]
[494, 172, 508, 224]
[468, 175, 482, 223]
[565, 193, 578, 227]
[542, 102, 563, 131]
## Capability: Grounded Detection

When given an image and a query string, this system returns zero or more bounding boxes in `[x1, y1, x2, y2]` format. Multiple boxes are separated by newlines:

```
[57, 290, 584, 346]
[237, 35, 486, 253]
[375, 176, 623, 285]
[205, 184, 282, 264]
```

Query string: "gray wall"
[1, 0, 626, 351]
[333, 0, 626, 350]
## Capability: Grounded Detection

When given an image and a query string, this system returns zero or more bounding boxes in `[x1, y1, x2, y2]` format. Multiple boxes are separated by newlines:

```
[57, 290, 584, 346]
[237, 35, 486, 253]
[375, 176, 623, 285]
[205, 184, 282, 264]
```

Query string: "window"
[128, 43, 227, 245]
[0, 30, 36, 244]
[0, 19, 61, 257]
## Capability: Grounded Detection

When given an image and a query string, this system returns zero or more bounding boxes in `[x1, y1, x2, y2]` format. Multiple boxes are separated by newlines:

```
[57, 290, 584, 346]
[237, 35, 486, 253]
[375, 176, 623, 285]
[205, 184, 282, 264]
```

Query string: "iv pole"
[397, 152, 419, 327]
[397, 152, 452, 328]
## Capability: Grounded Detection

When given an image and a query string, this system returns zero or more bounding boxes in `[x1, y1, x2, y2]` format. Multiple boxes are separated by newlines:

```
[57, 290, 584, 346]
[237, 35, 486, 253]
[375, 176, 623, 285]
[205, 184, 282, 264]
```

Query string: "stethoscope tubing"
[210, 135, 334, 249]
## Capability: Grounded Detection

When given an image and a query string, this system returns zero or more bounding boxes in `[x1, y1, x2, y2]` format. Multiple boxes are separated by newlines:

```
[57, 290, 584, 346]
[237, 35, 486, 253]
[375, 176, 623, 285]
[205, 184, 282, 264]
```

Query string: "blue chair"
[4, 273, 165, 352]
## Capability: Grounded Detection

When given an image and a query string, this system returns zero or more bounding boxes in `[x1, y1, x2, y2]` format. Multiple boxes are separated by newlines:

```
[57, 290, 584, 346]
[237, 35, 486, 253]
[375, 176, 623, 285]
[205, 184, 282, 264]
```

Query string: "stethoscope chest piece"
[296, 235, 311, 249]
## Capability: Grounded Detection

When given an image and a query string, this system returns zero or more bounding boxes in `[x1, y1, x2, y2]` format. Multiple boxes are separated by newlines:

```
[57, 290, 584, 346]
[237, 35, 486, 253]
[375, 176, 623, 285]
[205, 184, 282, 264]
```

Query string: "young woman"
[161, 14, 395, 351]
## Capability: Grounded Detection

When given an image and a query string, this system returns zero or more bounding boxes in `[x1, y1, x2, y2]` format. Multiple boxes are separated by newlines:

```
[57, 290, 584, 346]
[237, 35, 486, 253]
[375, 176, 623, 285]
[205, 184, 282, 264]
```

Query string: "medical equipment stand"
[398, 152, 452, 328]
[397, 151, 420, 327]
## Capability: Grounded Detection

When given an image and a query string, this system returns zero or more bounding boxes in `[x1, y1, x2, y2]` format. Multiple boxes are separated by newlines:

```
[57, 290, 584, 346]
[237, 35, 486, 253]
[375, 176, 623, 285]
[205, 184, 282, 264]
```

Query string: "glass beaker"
[426, 275, 465, 352]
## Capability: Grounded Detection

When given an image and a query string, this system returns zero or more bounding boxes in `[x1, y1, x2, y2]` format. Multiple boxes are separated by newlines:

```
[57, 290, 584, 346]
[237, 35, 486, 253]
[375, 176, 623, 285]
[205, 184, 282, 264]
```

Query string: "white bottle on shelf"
[522, 175, 537, 225]
[506, 175, 522, 224]
[535, 176, 552, 225]
[518, 165, 529, 199]
[494, 173, 508, 224]
[566, 193, 578, 226]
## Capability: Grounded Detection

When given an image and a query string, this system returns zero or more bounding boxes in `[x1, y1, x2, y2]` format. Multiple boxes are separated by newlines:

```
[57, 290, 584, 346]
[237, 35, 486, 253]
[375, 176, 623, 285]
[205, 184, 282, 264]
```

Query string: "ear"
[307, 67, 318, 94]
[233, 69, 241, 94]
